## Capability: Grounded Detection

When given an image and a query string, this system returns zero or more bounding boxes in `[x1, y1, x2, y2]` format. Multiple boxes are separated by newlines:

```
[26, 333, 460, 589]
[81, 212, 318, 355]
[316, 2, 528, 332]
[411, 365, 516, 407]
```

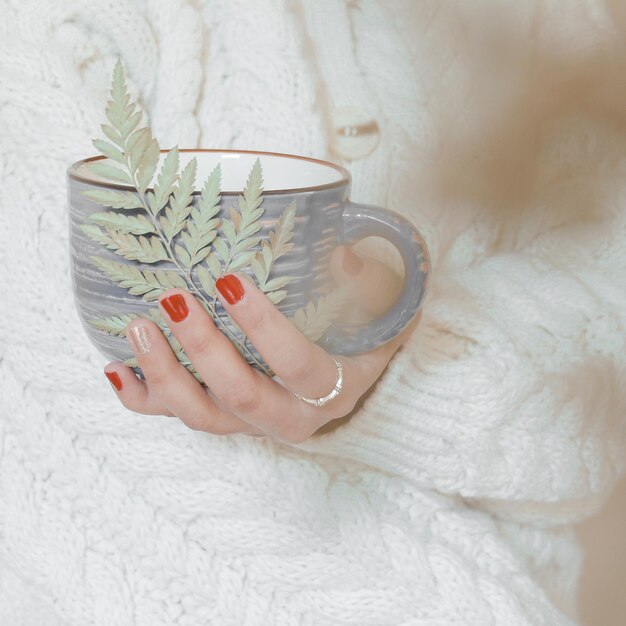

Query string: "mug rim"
[67, 148, 352, 195]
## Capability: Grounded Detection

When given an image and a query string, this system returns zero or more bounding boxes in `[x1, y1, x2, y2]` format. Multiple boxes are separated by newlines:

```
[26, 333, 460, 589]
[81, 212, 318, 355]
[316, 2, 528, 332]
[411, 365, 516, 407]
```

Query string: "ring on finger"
[292, 357, 344, 408]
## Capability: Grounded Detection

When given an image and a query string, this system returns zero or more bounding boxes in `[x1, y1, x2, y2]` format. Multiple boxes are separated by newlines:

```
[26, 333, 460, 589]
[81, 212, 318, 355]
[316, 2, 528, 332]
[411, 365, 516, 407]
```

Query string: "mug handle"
[320, 200, 430, 355]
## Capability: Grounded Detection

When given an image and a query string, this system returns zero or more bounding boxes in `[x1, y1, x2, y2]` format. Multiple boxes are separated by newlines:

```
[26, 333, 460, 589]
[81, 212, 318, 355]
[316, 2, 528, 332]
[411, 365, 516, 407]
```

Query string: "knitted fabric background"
[1, 1, 625, 624]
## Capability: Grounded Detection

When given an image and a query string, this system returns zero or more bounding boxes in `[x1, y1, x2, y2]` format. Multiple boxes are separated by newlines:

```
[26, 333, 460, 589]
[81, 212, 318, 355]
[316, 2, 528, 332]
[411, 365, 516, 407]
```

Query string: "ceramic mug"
[67, 149, 430, 373]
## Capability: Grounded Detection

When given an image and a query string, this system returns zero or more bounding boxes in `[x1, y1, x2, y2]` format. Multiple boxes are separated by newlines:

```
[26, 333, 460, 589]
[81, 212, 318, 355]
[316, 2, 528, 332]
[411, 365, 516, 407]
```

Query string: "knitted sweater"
[1, 1, 625, 624]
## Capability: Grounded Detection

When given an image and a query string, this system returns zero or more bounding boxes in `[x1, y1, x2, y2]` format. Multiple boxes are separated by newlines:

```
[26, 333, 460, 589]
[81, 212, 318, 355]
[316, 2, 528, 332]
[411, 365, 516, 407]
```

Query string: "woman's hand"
[103, 246, 420, 443]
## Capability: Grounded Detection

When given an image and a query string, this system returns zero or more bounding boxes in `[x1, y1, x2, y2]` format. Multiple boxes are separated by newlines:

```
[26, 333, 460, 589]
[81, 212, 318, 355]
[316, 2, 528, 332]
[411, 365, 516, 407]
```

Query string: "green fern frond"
[160, 157, 197, 241]
[291, 286, 351, 342]
[90, 255, 186, 301]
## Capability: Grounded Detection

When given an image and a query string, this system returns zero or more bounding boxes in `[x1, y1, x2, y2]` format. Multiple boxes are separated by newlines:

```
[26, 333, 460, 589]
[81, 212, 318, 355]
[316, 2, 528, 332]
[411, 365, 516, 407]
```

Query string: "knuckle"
[226, 382, 262, 414]
[183, 416, 211, 432]
[180, 406, 213, 432]
[146, 362, 180, 388]
[183, 329, 214, 356]
[180, 397, 219, 434]
[285, 354, 316, 383]
[185, 418, 239, 436]
[180, 408, 237, 435]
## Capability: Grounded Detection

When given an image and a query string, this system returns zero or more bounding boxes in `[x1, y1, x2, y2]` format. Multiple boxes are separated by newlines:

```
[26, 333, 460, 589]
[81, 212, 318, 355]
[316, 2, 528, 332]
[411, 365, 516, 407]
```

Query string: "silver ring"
[292, 357, 344, 408]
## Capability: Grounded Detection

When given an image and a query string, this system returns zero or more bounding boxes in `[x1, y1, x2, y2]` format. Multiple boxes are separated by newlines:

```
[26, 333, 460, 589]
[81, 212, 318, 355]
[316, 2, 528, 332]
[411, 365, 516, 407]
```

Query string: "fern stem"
[183, 265, 269, 374]
[146, 192, 259, 364]
[123, 154, 269, 374]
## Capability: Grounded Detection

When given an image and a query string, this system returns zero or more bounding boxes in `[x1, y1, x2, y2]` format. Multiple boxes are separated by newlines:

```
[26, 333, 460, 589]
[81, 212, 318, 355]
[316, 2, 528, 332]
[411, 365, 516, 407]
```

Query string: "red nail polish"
[105, 371, 122, 391]
[161, 293, 189, 322]
[342, 247, 364, 276]
[216, 274, 245, 304]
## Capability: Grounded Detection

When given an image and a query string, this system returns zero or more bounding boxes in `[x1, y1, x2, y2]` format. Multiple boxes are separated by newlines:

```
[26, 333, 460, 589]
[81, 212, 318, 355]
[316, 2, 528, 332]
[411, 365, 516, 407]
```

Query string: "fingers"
[103, 363, 175, 416]
[103, 246, 415, 444]
[213, 273, 348, 402]
[156, 289, 319, 442]
[329, 245, 403, 317]
[123, 318, 257, 435]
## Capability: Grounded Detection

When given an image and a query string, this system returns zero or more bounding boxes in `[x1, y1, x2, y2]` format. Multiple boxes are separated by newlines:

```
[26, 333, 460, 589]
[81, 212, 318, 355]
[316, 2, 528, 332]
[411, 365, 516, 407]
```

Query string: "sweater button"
[329, 105, 380, 161]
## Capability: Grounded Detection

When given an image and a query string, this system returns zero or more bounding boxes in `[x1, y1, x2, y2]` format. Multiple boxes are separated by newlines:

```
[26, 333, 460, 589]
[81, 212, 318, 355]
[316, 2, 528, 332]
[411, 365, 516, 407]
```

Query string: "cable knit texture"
[0, 1, 625, 624]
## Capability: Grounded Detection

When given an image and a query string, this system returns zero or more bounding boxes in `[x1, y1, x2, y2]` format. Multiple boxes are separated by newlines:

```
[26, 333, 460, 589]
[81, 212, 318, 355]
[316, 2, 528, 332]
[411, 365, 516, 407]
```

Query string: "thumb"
[329, 245, 403, 318]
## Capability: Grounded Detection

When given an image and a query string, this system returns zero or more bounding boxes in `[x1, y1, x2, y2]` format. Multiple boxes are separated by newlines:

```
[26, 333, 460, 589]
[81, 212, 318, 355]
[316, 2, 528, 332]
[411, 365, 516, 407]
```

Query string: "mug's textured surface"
[68, 149, 429, 372]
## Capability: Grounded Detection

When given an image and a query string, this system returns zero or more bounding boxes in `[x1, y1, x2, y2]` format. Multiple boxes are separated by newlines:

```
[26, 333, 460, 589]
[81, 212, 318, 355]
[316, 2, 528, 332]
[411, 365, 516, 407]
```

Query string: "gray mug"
[67, 149, 429, 373]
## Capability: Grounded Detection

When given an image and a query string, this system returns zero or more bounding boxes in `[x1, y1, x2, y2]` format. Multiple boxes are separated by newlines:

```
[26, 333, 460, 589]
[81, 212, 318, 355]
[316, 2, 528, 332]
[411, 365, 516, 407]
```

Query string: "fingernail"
[105, 370, 122, 391]
[128, 323, 151, 354]
[216, 274, 245, 305]
[342, 247, 364, 276]
[161, 293, 189, 322]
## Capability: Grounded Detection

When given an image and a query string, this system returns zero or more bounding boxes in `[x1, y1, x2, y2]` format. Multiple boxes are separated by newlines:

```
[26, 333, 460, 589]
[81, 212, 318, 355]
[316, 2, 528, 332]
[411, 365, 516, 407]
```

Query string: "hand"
[103, 246, 420, 443]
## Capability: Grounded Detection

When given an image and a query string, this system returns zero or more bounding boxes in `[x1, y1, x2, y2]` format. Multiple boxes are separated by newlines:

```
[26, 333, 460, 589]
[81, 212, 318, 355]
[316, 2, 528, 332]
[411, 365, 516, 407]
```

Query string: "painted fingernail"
[342, 247, 364, 276]
[128, 323, 151, 354]
[105, 370, 122, 391]
[161, 293, 189, 322]
[216, 274, 245, 305]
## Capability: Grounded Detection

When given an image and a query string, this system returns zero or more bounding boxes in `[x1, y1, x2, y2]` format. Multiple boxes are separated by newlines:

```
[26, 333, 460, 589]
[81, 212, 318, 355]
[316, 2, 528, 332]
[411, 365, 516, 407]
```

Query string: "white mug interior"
[71, 150, 348, 193]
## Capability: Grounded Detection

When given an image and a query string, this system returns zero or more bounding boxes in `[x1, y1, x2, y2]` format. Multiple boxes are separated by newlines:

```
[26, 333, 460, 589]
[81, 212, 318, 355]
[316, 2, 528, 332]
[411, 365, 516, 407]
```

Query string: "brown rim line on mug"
[67, 148, 353, 195]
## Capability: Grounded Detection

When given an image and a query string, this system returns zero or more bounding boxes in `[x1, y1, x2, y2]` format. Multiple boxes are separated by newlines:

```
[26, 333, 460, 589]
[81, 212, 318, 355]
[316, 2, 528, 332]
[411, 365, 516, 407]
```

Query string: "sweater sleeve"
[291, 200, 626, 526]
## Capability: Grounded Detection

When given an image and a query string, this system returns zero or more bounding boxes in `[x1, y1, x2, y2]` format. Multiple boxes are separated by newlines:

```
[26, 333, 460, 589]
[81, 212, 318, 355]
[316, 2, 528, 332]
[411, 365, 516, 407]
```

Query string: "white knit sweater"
[1, 1, 625, 624]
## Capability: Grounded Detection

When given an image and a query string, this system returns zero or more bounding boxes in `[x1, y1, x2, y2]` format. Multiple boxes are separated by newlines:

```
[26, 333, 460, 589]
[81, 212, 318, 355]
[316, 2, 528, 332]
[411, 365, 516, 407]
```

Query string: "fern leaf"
[250, 256, 265, 284]
[89, 309, 171, 338]
[241, 158, 264, 214]
[81, 189, 143, 210]
[253, 201, 297, 290]
[190, 245, 212, 264]
[233, 236, 261, 255]
[87, 161, 133, 185]
[90, 211, 156, 235]
[205, 252, 222, 278]
[267, 290, 288, 305]
[122, 110, 143, 138]
[127, 127, 152, 174]
[92, 139, 125, 164]
[269, 201, 296, 262]
[182, 164, 222, 266]
[175, 244, 191, 267]
[231, 206, 244, 231]
[146, 147, 179, 216]
[98, 60, 160, 194]
[80, 224, 113, 247]
[82, 225, 167, 263]
[106, 59, 132, 134]
[290, 286, 350, 342]
[136, 137, 160, 194]
[213, 237, 229, 263]
[141, 307, 169, 331]
[228, 250, 256, 271]
[162, 157, 197, 241]
[238, 221, 263, 240]
[90, 256, 186, 301]
[221, 219, 237, 245]
[88, 314, 139, 337]
[261, 242, 273, 271]
[263, 275, 291, 291]
[197, 265, 216, 297]
[222, 158, 266, 273]
[101, 123, 124, 148]
[106, 230, 168, 263]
